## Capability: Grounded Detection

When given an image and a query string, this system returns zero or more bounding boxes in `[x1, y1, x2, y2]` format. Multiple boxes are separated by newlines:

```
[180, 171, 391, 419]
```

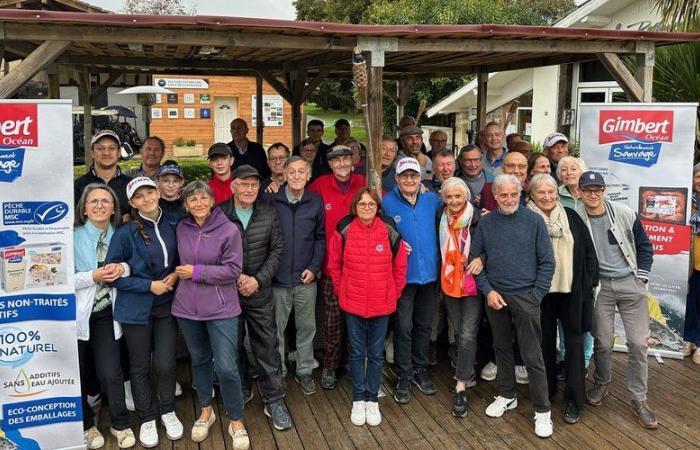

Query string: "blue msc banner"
[0, 294, 75, 324]
[2, 396, 81, 430]
[2, 202, 69, 226]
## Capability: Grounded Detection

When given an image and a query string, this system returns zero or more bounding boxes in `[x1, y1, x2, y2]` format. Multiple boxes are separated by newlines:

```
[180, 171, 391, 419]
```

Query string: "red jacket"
[327, 216, 407, 318]
[308, 173, 365, 273]
[209, 175, 234, 205]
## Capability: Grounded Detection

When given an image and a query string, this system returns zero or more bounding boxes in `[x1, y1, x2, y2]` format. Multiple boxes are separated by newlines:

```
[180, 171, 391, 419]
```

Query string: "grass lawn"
[304, 103, 368, 145]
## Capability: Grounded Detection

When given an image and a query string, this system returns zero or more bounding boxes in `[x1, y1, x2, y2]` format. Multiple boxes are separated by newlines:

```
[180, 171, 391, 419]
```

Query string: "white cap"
[395, 157, 421, 175]
[543, 132, 568, 149]
[126, 176, 157, 200]
[91, 129, 121, 147]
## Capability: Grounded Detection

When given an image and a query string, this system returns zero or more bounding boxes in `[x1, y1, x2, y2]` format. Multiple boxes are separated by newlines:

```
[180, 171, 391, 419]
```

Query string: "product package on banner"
[579, 103, 699, 358]
[0, 100, 83, 449]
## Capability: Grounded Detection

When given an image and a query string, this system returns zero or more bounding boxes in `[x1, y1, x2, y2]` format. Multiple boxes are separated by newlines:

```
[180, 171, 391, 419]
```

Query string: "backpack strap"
[379, 216, 403, 260]
[336, 214, 355, 253]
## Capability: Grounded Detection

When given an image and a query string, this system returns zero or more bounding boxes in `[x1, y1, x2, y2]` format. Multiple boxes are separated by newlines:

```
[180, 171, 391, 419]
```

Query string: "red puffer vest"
[332, 217, 402, 318]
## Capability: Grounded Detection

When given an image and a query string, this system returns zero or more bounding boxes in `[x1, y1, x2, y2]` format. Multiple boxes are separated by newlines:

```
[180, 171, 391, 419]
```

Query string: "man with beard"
[398, 126, 432, 179]
[470, 174, 555, 438]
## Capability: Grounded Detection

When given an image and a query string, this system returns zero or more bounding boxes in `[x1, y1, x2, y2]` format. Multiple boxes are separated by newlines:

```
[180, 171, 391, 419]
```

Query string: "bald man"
[480, 152, 528, 211]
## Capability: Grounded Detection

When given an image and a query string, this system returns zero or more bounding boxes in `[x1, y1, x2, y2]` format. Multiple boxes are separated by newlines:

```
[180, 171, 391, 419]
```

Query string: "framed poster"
[200, 108, 211, 119]
[183, 108, 195, 119]
[151, 107, 162, 119]
[251, 95, 284, 126]
[199, 94, 211, 104]
[167, 94, 178, 104]
[183, 93, 195, 104]
[167, 108, 178, 119]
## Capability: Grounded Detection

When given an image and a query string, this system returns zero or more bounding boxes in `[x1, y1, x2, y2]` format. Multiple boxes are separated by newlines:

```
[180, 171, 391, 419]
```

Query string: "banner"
[0, 101, 82, 449]
[580, 103, 698, 357]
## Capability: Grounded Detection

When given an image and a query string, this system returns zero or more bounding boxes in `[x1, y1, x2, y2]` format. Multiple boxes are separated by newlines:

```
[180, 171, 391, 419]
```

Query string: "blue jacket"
[272, 187, 326, 287]
[382, 187, 441, 284]
[106, 212, 178, 325]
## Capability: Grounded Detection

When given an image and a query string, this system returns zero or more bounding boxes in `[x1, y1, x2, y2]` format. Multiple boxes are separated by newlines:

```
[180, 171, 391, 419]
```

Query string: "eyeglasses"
[357, 201, 377, 209]
[87, 198, 114, 207]
[235, 182, 259, 191]
[398, 172, 420, 180]
[581, 188, 605, 196]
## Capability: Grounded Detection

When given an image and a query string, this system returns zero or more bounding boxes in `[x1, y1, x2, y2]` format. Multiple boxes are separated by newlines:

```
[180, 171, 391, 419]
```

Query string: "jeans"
[238, 296, 286, 404]
[592, 275, 649, 401]
[558, 324, 594, 367]
[431, 291, 454, 344]
[121, 304, 177, 423]
[443, 295, 482, 382]
[346, 313, 389, 402]
[78, 310, 129, 431]
[393, 282, 436, 379]
[485, 291, 550, 413]
[177, 317, 244, 420]
[684, 270, 700, 345]
[541, 293, 585, 408]
[273, 283, 317, 377]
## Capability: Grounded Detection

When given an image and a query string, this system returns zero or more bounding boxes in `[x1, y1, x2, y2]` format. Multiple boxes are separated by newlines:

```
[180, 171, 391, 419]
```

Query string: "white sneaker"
[110, 427, 136, 449]
[480, 362, 497, 381]
[365, 401, 381, 426]
[515, 365, 529, 384]
[124, 380, 135, 412]
[84, 426, 105, 449]
[175, 381, 182, 397]
[534, 411, 553, 438]
[385, 339, 394, 364]
[139, 420, 159, 448]
[350, 401, 366, 426]
[161, 411, 184, 440]
[313, 358, 320, 369]
[485, 396, 518, 418]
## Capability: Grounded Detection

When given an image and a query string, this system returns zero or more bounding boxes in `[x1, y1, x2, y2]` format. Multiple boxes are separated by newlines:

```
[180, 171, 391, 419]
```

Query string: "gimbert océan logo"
[599, 110, 673, 168]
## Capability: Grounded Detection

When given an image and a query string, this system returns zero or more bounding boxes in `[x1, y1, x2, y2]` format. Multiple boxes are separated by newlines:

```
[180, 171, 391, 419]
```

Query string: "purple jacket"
[172, 208, 243, 321]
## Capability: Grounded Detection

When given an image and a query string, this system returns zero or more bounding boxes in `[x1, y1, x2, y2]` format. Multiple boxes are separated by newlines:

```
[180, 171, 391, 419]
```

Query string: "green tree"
[122, 0, 196, 15]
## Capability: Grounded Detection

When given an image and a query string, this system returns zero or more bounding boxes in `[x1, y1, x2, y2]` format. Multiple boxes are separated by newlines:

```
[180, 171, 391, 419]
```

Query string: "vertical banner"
[0, 101, 83, 449]
[580, 103, 699, 357]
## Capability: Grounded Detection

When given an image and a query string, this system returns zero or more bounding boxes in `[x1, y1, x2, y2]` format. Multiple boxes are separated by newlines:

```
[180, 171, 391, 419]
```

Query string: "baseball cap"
[126, 176, 158, 200]
[208, 142, 232, 159]
[91, 129, 121, 147]
[326, 145, 353, 160]
[543, 132, 568, 149]
[578, 171, 606, 189]
[233, 164, 261, 180]
[334, 118, 350, 127]
[158, 160, 184, 179]
[396, 157, 421, 175]
[399, 125, 423, 139]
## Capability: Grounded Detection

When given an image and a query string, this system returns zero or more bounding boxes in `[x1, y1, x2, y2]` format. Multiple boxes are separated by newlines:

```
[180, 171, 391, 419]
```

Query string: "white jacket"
[74, 264, 129, 341]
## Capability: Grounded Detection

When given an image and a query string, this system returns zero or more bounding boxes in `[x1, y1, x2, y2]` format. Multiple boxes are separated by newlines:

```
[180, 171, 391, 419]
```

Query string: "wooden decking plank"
[283, 373, 330, 450]
[242, 383, 276, 450]
[303, 380, 355, 449]
[172, 363, 198, 450]
[322, 376, 382, 449]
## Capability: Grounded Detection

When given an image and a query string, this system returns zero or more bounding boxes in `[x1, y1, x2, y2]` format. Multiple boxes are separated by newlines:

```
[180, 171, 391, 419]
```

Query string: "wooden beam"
[47, 63, 60, 98]
[78, 69, 93, 168]
[397, 38, 637, 55]
[3, 41, 37, 58]
[636, 45, 654, 102]
[0, 39, 70, 98]
[4, 23, 356, 50]
[289, 69, 306, 148]
[255, 75, 263, 144]
[476, 72, 488, 131]
[257, 70, 292, 103]
[367, 66, 383, 193]
[66, 55, 281, 71]
[597, 52, 643, 102]
[90, 72, 122, 103]
[383, 85, 399, 105]
[300, 70, 327, 103]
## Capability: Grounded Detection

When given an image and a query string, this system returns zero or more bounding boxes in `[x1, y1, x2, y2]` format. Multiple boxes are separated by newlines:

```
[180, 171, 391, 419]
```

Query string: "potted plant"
[172, 137, 203, 157]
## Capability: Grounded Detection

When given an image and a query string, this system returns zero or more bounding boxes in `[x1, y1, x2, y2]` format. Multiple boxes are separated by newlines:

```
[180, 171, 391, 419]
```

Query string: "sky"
[88, 0, 296, 19]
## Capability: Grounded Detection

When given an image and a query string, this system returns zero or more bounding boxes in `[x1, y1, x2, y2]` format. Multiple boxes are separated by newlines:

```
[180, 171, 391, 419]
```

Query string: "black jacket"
[218, 197, 284, 302]
[565, 207, 600, 333]
[271, 187, 326, 287]
[74, 166, 132, 216]
[227, 140, 271, 179]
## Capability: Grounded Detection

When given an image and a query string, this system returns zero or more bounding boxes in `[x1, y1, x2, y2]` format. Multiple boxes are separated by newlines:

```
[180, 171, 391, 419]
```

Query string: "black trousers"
[121, 303, 177, 423]
[541, 292, 586, 408]
[393, 282, 436, 379]
[78, 310, 130, 431]
[238, 295, 286, 404]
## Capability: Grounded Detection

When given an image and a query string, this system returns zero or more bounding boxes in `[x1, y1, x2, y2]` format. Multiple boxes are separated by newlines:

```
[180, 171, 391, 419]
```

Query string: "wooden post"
[289, 69, 307, 148]
[368, 66, 383, 192]
[78, 69, 93, 168]
[255, 74, 264, 144]
[636, 47, 654, 102]
[47, 64, 60, 99]
[0, 40, 70, 98]
[476, 72, 488, 131]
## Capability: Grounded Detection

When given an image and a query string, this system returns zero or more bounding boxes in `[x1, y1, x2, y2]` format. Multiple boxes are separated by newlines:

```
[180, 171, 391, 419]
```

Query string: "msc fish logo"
[33, 202, 69, 224]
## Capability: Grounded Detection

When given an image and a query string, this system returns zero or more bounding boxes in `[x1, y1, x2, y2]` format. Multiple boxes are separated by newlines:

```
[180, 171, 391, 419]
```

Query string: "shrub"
[73, 158, 211, 180]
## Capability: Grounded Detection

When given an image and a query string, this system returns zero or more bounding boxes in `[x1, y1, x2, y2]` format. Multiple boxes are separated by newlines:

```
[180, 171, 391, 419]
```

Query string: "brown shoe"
[631, 399, 658, 429]
[586, 383, 608, 406]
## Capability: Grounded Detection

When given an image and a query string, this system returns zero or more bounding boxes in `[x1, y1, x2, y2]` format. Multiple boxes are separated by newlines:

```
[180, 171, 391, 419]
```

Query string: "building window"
[579, 61, 615, 83]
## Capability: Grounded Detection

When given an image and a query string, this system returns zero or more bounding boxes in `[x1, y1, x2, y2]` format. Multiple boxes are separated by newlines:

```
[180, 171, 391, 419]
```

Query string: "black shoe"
[563, 401, 580, 424]
[394, 377, 411, 404]
[412, 369, 436, 395]
[428, 341, 438, 366]
[320, 368, 337, 390]
[556, 362, 566, 381]
[295, 374, 316, 395]
[453, 390, 468, 418]
[241, 384, 254, 405]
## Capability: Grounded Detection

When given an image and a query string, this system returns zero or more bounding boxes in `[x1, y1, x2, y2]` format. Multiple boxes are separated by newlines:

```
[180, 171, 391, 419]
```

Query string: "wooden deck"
[98, 352, 700, 449]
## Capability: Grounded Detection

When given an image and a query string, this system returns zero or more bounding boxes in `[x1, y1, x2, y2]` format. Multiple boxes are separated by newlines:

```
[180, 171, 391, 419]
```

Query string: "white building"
[427, 0, 662, 147]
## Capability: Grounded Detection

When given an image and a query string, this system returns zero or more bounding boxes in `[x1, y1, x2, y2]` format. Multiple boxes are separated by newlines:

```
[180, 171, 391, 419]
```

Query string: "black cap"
[578, 171, 606, 189]
[334, 118, 350, 127]
[233, 164, 261, 180]
[208, 142, 232, 159]
[158, 161, 184, 179]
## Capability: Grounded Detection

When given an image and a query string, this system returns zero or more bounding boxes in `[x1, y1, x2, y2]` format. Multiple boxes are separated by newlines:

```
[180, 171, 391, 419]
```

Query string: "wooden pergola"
[0, 10, 697, 185]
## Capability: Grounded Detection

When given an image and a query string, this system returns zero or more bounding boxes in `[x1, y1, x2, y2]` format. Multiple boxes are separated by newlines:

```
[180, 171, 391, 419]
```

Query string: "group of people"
[73, 115, 660, 449]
